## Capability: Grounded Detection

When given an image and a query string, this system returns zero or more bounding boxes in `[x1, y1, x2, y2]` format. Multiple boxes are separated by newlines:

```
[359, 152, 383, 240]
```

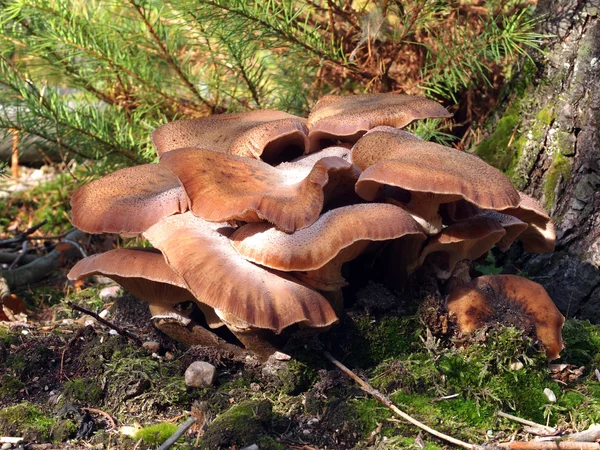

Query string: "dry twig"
[497, 411, 557, 433]
[67, 301, 143, 347]
[323, 351, 475, 449]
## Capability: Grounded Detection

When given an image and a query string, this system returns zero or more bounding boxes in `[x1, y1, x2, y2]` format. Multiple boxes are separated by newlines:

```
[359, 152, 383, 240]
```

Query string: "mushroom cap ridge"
[231, 203, 425, 271]
[159, 147, 358, 233]
[446, 274, 565, 360]
[152, 110, 309, 162]
[70, 164, 188, 235]
[353, 127, 520, 211]
[144, 212, 338, 333]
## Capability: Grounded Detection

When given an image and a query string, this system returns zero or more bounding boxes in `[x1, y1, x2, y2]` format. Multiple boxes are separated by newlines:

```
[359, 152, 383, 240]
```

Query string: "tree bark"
[478, 0, 600, 321]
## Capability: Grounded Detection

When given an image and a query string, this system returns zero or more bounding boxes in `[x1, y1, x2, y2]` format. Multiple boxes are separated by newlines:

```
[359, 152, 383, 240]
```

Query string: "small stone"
[250, 382, 261, 392]
[142, 341, 160, 352]
[272, 351, 291, 361]
[510, 361, 524, 371]
[185, 361, 217, 388]
[164, 351, 175, 361]
[544, 388, 557, 402]
[242, 445, 259, 450]
[100, 285, 122, 299]
[2, 443, 13, 449]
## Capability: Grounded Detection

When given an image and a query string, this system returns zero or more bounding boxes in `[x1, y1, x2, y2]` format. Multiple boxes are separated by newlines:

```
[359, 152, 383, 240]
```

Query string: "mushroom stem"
[149, 304, 245, 355]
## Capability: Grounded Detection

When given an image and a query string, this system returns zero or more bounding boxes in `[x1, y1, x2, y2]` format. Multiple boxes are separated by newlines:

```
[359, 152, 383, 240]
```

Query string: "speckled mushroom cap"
[419, 216, 506, 279]
[70, 164, 188, 236]
[152, 110, 309, 164]
[159, 147, 358, 233]
[503, 192, 556, 253]
[307, 94, 452, 150]
[230, 203, 425, 271]
[143, 212, 338, 333]
[446, 275, 565, 360]
[68, 248, 193, 305]
[352, 127, 520, 233]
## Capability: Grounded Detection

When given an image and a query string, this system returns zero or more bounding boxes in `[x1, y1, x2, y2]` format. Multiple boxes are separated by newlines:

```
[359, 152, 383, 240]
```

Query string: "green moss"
[543, 153, 571, 210]
[62, 378, 104, 405]
[0, 374, 25, 396]
[475, 108, 521, 172]
[346, 315, 421, 366]
[0, 403, 54, 442]
[200, 400, 276, 450]
[536, 105, 554, 125]
[135, 422, 178, 446]
[560, 319, 600, 366]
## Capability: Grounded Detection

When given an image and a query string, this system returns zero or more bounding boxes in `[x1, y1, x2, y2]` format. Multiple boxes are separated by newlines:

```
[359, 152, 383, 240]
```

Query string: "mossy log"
[474, 0, 600, 321]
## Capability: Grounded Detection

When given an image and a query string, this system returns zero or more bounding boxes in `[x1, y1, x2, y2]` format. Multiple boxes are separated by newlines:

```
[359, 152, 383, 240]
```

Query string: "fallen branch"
[497, 411, 556, 433]
[0, 252, 37, 265]
[1, 229, 86, 289]
[322, 351, 475, 449]
[67, 301, 143, 347]
[498, 442, 600, 449]
[0, 221, 47, 248]
[157, 416, 197, 450]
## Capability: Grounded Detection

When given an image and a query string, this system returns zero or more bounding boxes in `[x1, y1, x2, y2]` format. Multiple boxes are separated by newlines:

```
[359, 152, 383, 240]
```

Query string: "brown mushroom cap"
[70, 164, 188, 235]
[230, 203, 425, 271]
[481, 211, 528, 252]
[307, 94, 452, 150]
[446, 275, 565, 360]
[143, 212, 338, 333]
[152, 110, 309, 164]
[68, 248, 193, 305]
[419, 216, 506, 279]
[502, 192, 556, 253]
[353, 127, 520, 233]
[159, 147, 358, 233]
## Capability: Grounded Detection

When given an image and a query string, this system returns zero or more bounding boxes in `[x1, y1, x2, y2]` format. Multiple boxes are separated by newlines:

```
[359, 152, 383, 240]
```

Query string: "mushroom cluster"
[68, 93, 564, 359]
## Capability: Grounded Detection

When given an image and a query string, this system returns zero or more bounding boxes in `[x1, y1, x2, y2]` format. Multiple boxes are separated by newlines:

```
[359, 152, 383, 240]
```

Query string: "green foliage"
[135, 422, 178, 446]
[560, 319, 600, 366]
[0, 403, 54, 442]
[0, 0, 544, 170]
[62, 378, 104, 405]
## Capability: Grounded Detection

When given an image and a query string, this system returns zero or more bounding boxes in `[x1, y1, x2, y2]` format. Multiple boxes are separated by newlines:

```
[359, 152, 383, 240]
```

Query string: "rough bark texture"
[475, 0, 600, 321]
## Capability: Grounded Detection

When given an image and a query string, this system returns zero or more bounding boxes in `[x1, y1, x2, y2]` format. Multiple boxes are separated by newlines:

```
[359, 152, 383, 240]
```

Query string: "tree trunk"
[476, 0, 600, 321]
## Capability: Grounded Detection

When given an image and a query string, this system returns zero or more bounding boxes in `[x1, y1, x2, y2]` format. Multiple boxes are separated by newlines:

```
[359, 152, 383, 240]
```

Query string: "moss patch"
[135, 422, 178, 446]
[62, 378, 104, 406]
[0, 402, 76, 443]
[199, 399, 280, 450]
[543, 152, 571, 210]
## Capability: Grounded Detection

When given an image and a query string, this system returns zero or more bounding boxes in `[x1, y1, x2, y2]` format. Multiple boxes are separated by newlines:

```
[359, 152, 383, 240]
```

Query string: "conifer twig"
[322, 351, 475, 449]
[497, 411, 556, 432]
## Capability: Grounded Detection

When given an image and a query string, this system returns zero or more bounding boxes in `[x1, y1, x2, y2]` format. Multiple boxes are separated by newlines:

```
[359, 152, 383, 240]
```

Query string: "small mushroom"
[230, 203, 425, 290]
[159, 147, 358, 233]
[419, 216, 506, 279]
[446, 275, 565, 360]
[352, 127, 520, 234]
[143, 212, 338, 334]
[152, 110, 309, 164]
[481, 211, 528, 252]
[502, 192, 556, 253]
[307, 94, 452, 150]
[70, 164, 188, 235]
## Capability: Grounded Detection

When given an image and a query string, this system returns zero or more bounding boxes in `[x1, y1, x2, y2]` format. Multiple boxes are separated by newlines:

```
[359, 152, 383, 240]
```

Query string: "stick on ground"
[67, 301, 143, 347]
[156, 416, 197, 450]
[323, 351, 475, 449]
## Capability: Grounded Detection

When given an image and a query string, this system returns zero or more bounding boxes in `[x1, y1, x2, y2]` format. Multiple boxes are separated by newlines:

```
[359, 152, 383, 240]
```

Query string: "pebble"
[100, 286, 122, 300]
[272, 351, 291, 361]
[241, 445, 259, 450]
[142, 341, 160, 353]
[185, 361, 217, 388]
[2, 443, 13, 449]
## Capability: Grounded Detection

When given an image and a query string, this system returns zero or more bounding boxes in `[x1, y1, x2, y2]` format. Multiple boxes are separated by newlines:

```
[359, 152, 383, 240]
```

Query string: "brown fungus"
[70, 164, 188, 236]
[446, 275, 565, 360]
[159, 147, 358, 233]
[143, 212, 338, 334]
[503, 192, 556, 253]
[231, 203, 425, 290]
[307, 94, 452, 150]
[352, 127, 520, 234]
[152, 110, 309, 164]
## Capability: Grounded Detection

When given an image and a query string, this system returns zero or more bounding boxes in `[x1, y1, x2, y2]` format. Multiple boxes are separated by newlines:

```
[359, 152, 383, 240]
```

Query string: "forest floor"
[1, 168, 600, 450]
